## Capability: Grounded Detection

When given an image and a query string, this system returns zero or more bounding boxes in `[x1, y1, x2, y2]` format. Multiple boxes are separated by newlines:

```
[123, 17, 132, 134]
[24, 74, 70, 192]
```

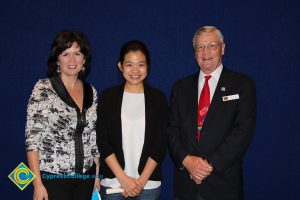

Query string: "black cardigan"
[96, 84, 168, 181]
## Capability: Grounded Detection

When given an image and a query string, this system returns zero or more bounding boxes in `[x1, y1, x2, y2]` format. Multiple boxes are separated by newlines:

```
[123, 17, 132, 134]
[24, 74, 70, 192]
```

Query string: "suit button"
[201, 131, 207, 135]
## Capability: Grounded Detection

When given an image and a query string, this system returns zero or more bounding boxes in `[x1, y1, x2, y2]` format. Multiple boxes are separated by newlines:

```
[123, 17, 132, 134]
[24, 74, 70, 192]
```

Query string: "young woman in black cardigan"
[97, 40, 168, 200]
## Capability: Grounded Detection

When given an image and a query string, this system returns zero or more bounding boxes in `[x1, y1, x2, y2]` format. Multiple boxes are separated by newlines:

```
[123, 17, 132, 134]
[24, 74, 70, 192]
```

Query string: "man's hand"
[183, 155, 213, 184]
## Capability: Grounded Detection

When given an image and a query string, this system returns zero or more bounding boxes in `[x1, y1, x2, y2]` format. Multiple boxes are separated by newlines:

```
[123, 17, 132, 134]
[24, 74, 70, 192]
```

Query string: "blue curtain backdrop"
[1, 0, 299, 199]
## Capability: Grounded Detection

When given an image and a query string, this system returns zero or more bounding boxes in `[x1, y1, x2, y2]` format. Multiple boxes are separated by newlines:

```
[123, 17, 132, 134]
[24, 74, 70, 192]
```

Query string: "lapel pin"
[221, 87, 226, 92]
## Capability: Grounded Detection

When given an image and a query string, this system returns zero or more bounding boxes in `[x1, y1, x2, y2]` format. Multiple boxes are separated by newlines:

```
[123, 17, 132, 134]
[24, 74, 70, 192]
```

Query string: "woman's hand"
[94, 177, 101, 191]
[136, 176, 147, 188]
[103, 154, 142, 197]
[33, 183, 48, 200]
[119, 175, 142, 198]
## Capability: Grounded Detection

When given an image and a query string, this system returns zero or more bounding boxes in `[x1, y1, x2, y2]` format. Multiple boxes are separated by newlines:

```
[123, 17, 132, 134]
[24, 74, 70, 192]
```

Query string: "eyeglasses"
[194, 42, 223, 52]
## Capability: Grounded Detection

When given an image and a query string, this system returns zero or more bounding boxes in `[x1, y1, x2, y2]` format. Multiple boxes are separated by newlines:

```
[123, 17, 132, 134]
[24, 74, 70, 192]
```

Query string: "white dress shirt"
[198, 64, 223, 102]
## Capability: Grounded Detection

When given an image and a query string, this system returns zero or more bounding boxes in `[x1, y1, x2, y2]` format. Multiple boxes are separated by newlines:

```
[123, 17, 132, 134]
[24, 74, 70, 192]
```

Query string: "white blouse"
[101, 92, 161, 189]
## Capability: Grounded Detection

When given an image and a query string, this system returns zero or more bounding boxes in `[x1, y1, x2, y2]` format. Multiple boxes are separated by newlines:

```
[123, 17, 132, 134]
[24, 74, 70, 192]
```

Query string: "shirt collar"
[199, 63, 223, 81]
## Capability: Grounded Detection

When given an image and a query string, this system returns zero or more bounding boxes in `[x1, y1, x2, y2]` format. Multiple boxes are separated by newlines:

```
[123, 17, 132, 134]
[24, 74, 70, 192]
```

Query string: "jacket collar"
[49, 76, 93, 111]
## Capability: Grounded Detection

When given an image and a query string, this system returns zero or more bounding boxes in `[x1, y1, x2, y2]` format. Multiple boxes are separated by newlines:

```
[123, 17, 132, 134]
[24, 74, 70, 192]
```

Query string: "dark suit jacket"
[168, 67, 256, 200]
[96, 83, 168, 181]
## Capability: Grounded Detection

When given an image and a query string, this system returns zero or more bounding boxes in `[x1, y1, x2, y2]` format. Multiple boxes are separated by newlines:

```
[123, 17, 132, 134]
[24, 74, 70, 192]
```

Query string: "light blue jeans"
[100, 185, 161, 200]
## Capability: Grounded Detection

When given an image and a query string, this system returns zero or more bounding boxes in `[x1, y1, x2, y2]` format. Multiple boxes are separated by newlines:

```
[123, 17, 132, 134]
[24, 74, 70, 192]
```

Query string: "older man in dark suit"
[168, 26, 256, 200]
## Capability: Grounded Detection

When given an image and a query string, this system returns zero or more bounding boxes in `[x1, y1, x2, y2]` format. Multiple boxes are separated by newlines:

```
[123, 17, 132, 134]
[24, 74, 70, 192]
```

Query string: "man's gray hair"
[192, 26, 224, 48]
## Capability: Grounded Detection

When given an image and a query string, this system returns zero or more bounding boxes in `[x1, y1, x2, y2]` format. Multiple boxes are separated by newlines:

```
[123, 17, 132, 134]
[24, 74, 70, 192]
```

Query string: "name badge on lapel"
[222, 94, 239, 101]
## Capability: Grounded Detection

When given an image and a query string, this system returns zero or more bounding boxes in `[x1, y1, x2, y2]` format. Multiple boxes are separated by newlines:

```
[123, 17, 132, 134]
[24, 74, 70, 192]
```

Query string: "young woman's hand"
[119, 175, 142, 197]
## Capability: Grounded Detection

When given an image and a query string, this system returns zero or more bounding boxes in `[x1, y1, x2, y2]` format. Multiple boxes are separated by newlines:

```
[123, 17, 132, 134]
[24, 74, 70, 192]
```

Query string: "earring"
[57, 66, 61, 73]
[81, 67, 85, 72]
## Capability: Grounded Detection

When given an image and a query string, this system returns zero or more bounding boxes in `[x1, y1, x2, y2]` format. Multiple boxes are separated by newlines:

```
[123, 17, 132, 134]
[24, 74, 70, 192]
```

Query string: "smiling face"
[118, 50, 148, 92]
[57, 42, 85, 79]
[194, 31, 225, 74]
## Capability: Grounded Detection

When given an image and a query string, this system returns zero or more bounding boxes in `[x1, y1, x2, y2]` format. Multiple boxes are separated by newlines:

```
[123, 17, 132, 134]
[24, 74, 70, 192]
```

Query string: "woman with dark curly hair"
[25, 30, 100, 200]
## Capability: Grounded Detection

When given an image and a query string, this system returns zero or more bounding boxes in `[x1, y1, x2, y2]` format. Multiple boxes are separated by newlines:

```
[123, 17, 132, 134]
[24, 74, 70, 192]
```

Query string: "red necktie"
[197, 75, 211, 142]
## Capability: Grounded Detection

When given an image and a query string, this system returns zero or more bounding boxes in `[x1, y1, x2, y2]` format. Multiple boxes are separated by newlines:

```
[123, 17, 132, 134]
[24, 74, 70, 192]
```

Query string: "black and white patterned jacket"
[25, 76, 99, 174]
